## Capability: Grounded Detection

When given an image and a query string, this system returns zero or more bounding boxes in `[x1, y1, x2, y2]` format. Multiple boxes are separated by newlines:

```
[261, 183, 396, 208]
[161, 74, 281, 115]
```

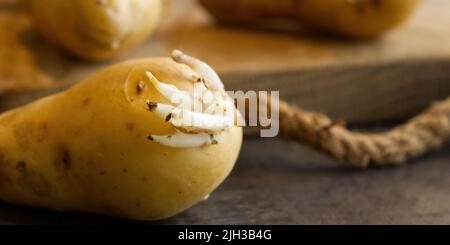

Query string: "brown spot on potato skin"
[96, 0, 106, 6]
[165, 113, 172, 122]
[371, 0, 382, 8]
[136, 81, 146, 94]
[16, 161, 27, 173]
[73, 130, 81, 137]
[125, 122, 135, 131]
[146, 101, 157, 111]
[62, 150, 71, 169]
[54, 144, 71, 171]
[82, 97, 91, 106]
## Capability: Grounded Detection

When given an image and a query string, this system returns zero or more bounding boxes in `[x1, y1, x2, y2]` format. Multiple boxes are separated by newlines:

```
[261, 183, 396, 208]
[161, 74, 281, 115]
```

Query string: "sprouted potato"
[0, 51, 243, 220]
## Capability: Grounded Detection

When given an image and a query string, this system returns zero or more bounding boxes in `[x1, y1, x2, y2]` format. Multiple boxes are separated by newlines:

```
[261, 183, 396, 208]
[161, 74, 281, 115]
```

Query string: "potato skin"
[293, 0, 423, 38]
[0, 58, 242, 220]
[26, 0, 162, 60]
[199, 0, 422, 38]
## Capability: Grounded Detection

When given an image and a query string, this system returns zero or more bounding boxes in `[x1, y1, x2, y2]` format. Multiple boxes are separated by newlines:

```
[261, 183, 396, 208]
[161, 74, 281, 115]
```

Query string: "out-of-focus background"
[0, 0, 450, 224]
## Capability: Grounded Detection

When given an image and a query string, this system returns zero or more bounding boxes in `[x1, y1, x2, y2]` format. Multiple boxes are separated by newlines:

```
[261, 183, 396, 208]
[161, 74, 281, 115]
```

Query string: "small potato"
[25, 0, 162, 60]
[0, 52, 243, 220]
[199, 0, 422, 38]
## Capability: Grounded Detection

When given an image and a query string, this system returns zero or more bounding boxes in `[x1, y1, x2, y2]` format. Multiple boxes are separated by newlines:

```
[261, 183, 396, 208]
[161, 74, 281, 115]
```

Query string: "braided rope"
[276, 97, 450, 167]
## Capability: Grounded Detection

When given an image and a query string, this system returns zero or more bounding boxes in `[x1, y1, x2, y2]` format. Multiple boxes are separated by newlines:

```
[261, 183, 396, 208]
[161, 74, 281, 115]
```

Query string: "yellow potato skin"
[26, 0, 162, 60]
[294, 0, 423, 38]
[0, 58, 243, 220]
[199, 0, 422, 38]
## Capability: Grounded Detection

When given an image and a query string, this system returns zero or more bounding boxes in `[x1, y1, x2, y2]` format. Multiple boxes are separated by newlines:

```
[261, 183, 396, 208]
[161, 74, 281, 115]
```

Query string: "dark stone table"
[1, 137, 449, 225]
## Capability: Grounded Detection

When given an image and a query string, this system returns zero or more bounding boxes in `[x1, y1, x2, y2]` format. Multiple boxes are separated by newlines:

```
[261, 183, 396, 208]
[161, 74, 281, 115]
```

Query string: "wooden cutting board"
[1, 0, 450, 124]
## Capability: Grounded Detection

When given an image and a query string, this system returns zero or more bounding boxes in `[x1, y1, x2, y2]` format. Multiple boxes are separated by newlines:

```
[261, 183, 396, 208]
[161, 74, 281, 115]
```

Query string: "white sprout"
[146, 72, 192, 108]
[148, 102, 232, 132]
[149, 131, 217, 148]
[172, 50, 224, 91]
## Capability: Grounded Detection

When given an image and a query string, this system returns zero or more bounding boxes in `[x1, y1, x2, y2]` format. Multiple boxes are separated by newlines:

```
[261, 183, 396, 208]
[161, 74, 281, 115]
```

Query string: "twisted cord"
[277, 97, 450, 167]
